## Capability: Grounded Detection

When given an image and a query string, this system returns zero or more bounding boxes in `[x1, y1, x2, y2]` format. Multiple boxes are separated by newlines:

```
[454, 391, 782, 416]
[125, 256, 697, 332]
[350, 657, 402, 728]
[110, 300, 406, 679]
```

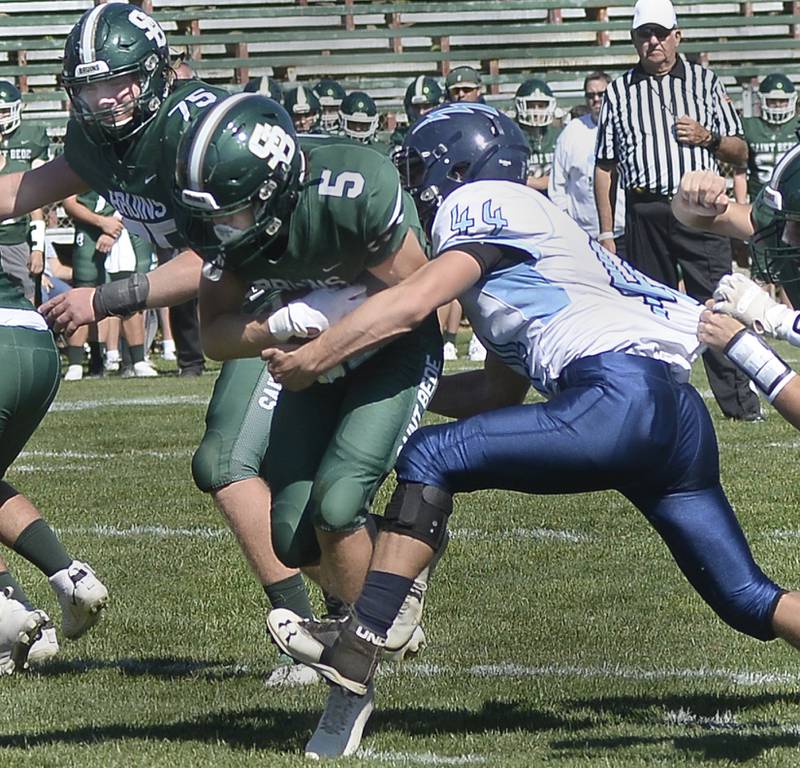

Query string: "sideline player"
[260, 104, 800, 707]
[172, 92, 443, 758]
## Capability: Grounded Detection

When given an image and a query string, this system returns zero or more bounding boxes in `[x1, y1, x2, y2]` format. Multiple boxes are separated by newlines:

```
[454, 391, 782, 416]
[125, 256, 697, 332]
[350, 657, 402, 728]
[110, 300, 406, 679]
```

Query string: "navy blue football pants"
[396, 352, 783, 640]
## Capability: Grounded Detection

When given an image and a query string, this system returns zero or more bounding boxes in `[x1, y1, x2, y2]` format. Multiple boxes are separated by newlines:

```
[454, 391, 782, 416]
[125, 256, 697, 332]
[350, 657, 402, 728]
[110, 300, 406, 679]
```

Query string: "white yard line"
[358, 749, 487, 765]
[50, 395, 207, 412]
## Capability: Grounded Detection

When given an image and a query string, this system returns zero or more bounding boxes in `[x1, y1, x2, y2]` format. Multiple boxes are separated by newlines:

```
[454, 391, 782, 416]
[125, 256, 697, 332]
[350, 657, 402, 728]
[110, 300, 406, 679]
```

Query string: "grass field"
[3, 342, 800, 767]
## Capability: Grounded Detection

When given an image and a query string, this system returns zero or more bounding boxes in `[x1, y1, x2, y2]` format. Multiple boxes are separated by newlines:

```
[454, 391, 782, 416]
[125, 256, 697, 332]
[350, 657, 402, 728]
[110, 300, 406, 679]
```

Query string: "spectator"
[549, 71, 626, 256]
[445, 67, 484, 103]
[594, 0, 760, 421]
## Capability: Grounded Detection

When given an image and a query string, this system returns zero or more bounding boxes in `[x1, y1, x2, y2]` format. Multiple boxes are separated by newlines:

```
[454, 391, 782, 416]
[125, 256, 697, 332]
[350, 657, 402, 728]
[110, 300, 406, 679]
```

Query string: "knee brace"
[381, 482, 451, 551]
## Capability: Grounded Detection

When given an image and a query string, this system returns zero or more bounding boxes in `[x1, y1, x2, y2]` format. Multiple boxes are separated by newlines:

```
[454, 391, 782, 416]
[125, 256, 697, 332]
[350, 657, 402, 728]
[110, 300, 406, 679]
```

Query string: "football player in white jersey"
[262, 103, 800, 698]
[673, 148, 800, 430]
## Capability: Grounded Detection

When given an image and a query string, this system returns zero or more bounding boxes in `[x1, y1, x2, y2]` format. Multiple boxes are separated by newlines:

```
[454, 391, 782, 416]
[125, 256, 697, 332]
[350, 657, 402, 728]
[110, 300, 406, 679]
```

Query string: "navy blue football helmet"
[394, 102, 529, 230]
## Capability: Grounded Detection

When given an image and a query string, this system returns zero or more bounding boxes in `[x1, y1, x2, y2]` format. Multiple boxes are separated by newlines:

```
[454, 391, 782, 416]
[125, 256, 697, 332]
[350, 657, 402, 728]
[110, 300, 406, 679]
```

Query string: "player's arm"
[198, 267, 285, 360]
[698, 306, 800, 429]
[263, 245, 483, 390]
[0, 155, 87, 220]
[62, 195, 123, 239]
[428, 351, 530, 419]
[40, 246, 203, 334]
[671, 169, 754, 240]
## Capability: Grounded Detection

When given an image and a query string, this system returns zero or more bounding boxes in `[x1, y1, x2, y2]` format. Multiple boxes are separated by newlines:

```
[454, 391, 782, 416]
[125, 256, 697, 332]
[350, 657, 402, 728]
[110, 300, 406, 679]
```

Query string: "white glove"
[713, 273, 796, 339]
[267, 284, 367, 342]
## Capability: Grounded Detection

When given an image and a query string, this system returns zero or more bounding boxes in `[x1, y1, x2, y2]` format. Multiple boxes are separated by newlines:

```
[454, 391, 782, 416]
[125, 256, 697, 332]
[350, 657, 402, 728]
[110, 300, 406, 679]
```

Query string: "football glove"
[713, 273, 797, 339]
[267, 284, 367, 342]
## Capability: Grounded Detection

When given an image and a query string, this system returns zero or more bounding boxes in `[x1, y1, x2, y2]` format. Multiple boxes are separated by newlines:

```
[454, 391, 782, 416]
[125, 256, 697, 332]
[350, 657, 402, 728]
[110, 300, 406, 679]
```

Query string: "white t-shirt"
[548, 113, 625, 238]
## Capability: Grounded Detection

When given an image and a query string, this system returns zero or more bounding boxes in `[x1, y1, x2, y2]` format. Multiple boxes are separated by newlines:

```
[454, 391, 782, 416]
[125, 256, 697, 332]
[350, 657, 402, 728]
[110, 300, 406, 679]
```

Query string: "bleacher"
[2, 0, 799, 131]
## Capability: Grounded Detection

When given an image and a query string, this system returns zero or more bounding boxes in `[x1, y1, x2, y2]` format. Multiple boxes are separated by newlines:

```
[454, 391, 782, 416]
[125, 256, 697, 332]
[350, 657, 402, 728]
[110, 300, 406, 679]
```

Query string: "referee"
[594, 0, 760, 421]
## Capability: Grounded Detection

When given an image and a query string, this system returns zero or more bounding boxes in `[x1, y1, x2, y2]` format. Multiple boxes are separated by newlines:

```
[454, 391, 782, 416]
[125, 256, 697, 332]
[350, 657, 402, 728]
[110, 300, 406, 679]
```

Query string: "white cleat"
[468, 333, 487, 362]
[305, 681, 375, 760]
[133, 361, 159, 378]
[0, 589, 49, 674]
[384, 624, 426, 663]
[442, 341, 458, 361]
[27, 622, 59, 665]
[264, 654, 320, 688]
[63, 364, 83, 381]
[49, 561, 109, 640]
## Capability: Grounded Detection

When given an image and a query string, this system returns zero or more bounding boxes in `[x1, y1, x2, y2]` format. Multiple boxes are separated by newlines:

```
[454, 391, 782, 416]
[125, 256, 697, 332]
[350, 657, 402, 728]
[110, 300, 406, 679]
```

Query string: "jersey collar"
[631, 55, 686, 84]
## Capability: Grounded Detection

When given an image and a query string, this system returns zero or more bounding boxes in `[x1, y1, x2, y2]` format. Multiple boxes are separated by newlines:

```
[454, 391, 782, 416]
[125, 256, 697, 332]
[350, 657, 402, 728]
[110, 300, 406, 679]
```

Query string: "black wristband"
[706, 131, 721, 154]
[92, 273, 150, 318]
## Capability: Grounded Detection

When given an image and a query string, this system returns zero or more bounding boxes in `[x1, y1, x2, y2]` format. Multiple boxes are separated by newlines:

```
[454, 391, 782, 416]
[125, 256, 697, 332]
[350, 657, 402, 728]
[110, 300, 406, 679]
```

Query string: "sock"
[264, 573, 314, 619]
[66, 345, 83, 366]
[129, 344, 145, 365]
[12, 519, 72, 577]
[355, 571, 414, 637]
[162, 338, 175, 355]
[88, 341, 104, 376]
[443, 331, 457, 345]
[0, 570, 32, 609]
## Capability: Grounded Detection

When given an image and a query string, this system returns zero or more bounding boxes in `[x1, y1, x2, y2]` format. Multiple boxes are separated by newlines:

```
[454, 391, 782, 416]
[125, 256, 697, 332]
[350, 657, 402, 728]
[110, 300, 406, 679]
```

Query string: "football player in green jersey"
[243, 75, 283, 104]
[313, 78, 346, 134]
[0, 175, 108, 673]
[173, 93, 442, 757]
[514, 77, 562, 194]
[0, 81, 48, 304]
[738, 74, 799, 202]
[339, 91, 390, 153]
[389, 76, 443, 148]
[284, 85, 322, 134]
[0, 4, 318, 671]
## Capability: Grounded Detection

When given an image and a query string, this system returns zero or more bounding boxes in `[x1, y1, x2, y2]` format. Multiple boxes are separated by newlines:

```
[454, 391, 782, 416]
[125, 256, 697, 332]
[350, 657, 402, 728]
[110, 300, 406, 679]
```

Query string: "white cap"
[632, 0, 677, 30]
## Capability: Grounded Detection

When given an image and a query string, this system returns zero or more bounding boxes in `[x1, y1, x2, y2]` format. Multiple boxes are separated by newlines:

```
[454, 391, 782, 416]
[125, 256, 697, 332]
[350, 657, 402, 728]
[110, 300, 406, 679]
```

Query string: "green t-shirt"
[64, 79, 229, 251]
[226, 143, 416, 291]
[742, 116, 798, 200]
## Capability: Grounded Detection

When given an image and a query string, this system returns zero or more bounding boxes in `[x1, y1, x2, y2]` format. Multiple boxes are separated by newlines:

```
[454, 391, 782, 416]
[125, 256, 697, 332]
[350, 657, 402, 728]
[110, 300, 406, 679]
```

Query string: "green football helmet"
[243, 76, 283, 104]
[751, 144, 800, 285]
[339, 91, 379, 142]
[404, 76, 443, 124]
[62, 3, 171, 143]
[283, 85, 321, 133]
[515, 78, 556, 127]
[173, 94, 303, 274]
[0, 81, 22, 136]
[757, 73, 797, 126]
[313, 78, 346, 131]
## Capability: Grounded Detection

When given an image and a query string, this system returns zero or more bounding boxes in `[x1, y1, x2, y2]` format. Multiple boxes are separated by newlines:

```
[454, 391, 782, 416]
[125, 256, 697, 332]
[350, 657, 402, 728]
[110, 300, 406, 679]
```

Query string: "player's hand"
[267, 284, 367, 342]
[675, 116, 711, 147]
[697, 306, 744, 351]
[713, 273, 796, 338]
[262, 346, 319, 391]
[599, 236, 616, 254]
[96, 233, 116, 254]
[100, 216, 123, 239]
[676, 170, 730, 216]
[28, 249, 44, 276]
[39, 287, 98, 334]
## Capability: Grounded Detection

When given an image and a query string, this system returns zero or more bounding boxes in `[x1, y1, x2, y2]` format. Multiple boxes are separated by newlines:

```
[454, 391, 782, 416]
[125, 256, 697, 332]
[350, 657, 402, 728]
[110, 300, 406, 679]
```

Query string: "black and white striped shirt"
[595, 56, 743, 196]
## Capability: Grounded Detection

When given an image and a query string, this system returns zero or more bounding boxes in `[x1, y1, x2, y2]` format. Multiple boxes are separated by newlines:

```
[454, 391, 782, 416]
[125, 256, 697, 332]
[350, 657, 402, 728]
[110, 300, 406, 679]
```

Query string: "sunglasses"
[635, 26, 674, 41]
[584, 90, 606, 100]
